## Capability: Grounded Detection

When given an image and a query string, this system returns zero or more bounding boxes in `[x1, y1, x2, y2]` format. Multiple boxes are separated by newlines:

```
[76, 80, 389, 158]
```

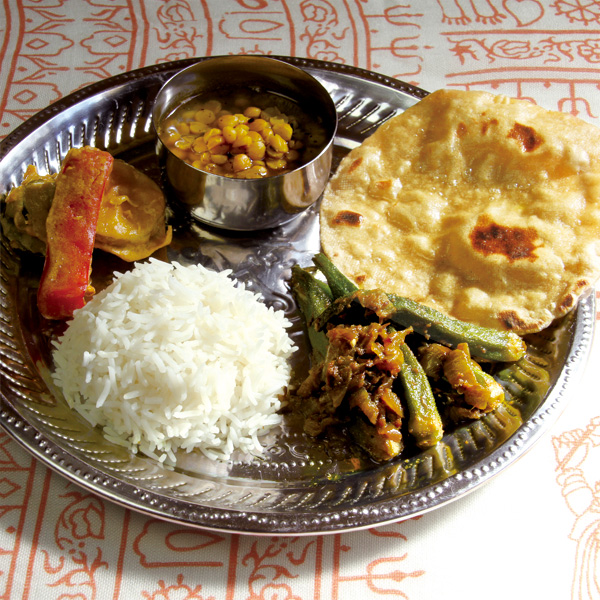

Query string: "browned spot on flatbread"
[499, 310, 530, 331]
[508, 122, 543, 152]
[469, 215, 538, 262]
[356, 274, 366, 284]
[332, 210, 363, 227]
[559, 280, 589, 312]
[348, 157, 363, 173]
[481, 119, 498, 135]
[374, 180, 392, 190]
[457, 122, 467, 137]
[559, 293, 576, 312]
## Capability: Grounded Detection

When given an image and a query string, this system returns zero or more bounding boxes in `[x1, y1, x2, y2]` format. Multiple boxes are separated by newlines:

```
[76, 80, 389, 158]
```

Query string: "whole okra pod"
[312, 253, 526, 363]
[290, 265, 333, 362]
[387, 293, 526, 362]
[398, 340, 444, 449]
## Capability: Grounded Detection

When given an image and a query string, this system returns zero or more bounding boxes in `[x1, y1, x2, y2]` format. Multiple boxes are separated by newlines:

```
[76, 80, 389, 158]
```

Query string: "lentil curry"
[158, 92, 328, 179]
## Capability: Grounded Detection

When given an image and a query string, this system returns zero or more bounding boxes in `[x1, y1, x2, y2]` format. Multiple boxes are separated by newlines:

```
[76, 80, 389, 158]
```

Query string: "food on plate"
[51, 259, 296, 463]
[287, 254, 524, 462]
[293, 318, 411, 462]
[320, 89, 600, 334]
[93, 158, 172, 261]
[37, 146, 113, 320]
[1, 145, 173, 318]
[0, 167, 55, 255]
[398, 337, 444, 450]
[312, 253, 526, 362]
[419, 342, 505, 421]
[2, 146, 172, 262]
[158, 93, 327, 178]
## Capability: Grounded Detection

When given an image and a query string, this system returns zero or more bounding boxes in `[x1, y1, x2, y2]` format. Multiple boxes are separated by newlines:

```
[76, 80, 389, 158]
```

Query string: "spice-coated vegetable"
[290, 265, 332, 362]
[311, 253, 526, 362]
[387, 294, 526, 363]
[441, 343, 505, 412]
[37, 146, 113, 320]
[289, 253, 527, 462]
[398, 338, 444, 449]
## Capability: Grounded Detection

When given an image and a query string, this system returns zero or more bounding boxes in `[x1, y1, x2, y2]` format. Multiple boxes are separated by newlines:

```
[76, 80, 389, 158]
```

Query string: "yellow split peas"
[160, 98, 303, 178]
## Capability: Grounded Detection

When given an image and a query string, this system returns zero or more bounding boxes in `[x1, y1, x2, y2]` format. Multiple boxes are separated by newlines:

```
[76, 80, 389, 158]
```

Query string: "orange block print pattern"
[0, 454, 429, 600]
[2, 0, 599, 141]
[554, 417, 600, 600]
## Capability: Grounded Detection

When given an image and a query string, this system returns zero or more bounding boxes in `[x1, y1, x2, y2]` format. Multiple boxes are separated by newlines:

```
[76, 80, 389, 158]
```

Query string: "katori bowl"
[152, 55, 338, 231]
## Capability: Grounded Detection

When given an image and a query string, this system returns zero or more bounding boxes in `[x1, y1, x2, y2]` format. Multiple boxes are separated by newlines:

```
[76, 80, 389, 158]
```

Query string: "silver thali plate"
[0, 57, 595, 535]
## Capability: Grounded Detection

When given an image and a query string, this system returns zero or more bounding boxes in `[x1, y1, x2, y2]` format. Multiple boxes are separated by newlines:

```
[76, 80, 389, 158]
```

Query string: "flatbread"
[320, 89, 600, 334]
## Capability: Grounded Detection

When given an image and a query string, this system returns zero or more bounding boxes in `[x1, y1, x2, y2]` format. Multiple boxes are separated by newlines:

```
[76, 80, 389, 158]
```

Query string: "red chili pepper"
[37, 146, 114, 320]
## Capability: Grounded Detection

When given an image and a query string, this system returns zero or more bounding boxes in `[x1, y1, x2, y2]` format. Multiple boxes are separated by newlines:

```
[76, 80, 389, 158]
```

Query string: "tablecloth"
[1, 1, 599, 599]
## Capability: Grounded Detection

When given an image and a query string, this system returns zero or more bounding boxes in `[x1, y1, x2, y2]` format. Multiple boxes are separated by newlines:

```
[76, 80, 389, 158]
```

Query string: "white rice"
[51, 258, 296, 463]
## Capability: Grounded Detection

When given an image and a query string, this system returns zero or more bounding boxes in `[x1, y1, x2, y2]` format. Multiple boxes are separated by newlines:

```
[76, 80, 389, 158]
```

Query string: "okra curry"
[287, 254, 527, 462]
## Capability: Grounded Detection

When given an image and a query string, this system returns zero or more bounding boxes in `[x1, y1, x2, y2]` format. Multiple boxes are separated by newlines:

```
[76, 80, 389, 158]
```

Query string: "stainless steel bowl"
[152, 56, 337, 231]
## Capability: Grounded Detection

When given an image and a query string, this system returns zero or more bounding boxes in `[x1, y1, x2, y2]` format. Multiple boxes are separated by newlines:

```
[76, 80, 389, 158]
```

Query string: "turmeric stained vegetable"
[37, 146, 114, 320]
[290, 264, 332, 362]
[293, 321, 409, 462]
[419, 342, 505, 422]
[442, 343, 505, 412]
[288, 254, 527, 462]
[398, 340, 444, 449]
[312, 252, 526, 363]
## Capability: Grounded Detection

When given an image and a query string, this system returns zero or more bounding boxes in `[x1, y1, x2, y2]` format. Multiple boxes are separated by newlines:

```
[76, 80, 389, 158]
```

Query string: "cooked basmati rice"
[51, 258, 296, 463]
